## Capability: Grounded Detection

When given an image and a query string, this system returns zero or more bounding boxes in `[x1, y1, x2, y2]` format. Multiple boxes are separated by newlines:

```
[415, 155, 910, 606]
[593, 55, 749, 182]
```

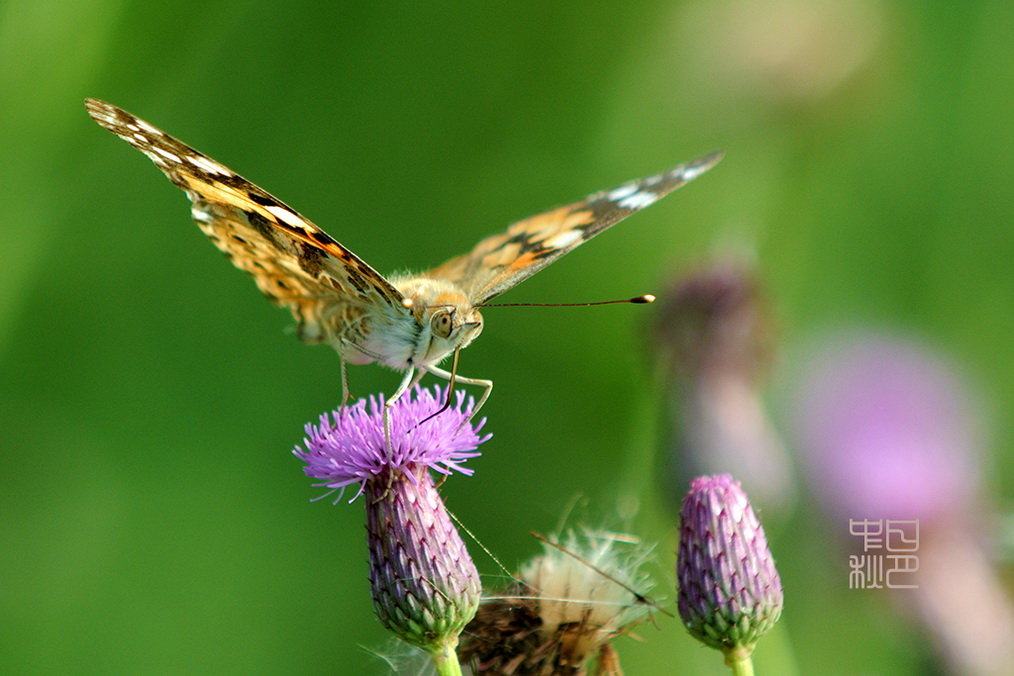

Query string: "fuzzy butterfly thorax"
[338, 275, 484, 370]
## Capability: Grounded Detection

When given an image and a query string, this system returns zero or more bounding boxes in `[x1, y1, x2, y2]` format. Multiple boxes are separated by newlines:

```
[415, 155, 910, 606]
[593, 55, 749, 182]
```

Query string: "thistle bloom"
[294, 386, 489, 675]
[297, 386, 487, 501]
[677, 474, 782, 673]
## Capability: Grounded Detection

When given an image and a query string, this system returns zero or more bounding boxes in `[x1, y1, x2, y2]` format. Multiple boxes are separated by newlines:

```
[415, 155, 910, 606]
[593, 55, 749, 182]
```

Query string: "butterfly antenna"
[530, 531, 673, 617]
[480, 294, 655, 308]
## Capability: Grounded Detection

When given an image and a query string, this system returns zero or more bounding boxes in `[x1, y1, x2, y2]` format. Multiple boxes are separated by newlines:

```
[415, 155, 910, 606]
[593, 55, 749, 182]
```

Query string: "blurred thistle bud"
[653, 255, 792, 511]
[460, 530, 655, 675]
[295, 386, 489, 671]
[654, 256, 770, 382]
[677, 474, 783, 667]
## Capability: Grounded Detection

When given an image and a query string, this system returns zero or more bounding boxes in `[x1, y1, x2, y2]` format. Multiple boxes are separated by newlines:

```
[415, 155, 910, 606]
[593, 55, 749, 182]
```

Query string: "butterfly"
[86, 98, 722, 440]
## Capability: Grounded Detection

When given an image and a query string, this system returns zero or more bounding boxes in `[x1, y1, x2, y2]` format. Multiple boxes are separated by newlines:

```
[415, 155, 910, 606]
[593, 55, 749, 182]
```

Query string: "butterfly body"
[344, 276, 484, 370]
[85, 98, 721, 422]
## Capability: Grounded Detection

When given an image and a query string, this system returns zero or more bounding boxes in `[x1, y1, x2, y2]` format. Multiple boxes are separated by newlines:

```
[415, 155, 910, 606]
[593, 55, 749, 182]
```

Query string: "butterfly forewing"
[85, 98, 407, 343]
[425, 150, 724, 305]
[87, 96, 722, 403]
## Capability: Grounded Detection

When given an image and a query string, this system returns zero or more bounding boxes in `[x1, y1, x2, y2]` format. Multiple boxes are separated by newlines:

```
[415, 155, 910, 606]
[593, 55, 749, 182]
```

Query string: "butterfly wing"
[85, 98, 407, 343]
[426, 151, 723, 305]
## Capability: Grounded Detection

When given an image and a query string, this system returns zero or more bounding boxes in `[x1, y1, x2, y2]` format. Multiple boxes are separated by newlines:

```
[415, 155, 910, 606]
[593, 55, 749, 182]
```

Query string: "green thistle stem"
[430, 640, 464, 676]
[725, 649, 755, 676]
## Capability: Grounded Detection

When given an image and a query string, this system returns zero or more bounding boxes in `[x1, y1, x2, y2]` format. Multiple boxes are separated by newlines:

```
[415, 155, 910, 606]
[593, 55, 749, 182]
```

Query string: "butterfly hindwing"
[85, 98, 407, 343]
[425, 151, 724, 305]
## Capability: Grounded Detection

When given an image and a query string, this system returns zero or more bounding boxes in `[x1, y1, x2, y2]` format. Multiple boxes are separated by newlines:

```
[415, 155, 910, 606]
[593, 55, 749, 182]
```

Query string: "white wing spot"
[143, 151, 169, 168]
[192, 204, 213, 224]
[92, 109, 117, 127]
[187, 155, 231, 176]
[152, 146, 182, 163]
[265, 205, 307, 227]
[545, 229, 583, 249]
[132, 132, 149, 144]
[676, 163, 710, 182]
[643, 174, 663, 187]
[126, 123, 140, 132]
[607, 184, 638, 201]
[136, 119, 163, 136]
[617, 190, 659, 210]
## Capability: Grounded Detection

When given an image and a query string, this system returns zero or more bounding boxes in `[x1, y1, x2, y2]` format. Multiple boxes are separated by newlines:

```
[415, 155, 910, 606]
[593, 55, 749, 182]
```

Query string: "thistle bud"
[677, 474, 783, 663]
[653, 256, 792, 512]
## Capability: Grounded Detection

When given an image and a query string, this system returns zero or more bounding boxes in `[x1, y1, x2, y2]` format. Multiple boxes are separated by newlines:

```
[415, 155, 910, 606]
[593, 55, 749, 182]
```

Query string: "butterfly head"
[425, 305, 483, 360]
[397, 278, 484, 366]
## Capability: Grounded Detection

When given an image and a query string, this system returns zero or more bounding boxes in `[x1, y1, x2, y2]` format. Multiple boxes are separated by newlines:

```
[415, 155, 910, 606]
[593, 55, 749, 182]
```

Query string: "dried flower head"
[461, 530, 655, 675]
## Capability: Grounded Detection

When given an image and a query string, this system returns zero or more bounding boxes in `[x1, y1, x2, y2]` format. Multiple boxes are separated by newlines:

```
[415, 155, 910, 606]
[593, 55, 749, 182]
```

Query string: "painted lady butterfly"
[86, 98, 721, 433]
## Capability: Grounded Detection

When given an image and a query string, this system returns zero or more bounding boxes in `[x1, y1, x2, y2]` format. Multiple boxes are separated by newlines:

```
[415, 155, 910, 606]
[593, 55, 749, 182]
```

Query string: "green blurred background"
[2, 0, 1012, 673]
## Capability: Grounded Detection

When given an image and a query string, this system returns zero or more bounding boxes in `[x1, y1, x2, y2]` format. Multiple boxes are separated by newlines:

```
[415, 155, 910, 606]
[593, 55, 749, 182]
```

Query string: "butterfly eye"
[431, 310, 453, 339]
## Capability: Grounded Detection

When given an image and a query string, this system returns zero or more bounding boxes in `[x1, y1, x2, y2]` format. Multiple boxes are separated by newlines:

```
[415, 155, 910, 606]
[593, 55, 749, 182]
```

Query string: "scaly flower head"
[677, 474, 783, 662]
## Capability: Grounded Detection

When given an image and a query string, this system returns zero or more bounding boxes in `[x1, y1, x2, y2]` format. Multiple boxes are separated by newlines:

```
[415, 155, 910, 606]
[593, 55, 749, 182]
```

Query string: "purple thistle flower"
[791, 333, 1014, 673]
[677, 474, 783, 662]
[295, 385, 489, 501]
[294, 385, 489, 665]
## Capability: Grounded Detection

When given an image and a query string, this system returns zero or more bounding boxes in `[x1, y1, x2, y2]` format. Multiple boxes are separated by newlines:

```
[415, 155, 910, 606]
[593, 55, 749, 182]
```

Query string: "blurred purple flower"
[792, 333, 981, 522]
[792, 332, 1014, 675]
[654, 256, 771, 381]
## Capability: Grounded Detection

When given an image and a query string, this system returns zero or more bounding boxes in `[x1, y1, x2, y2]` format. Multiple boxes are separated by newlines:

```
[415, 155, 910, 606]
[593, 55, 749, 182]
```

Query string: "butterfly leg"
[337, 334, 428, 459]
[339, 356, 352, 415]
[384, 366, 417, 458]
[425, 365, 493, 428]
[367, 366, 419, 503]
[338, 332, 386, 411]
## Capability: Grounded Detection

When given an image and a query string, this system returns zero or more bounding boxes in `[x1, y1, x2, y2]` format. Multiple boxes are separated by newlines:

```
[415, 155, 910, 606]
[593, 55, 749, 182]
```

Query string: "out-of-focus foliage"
[1, 0, 1011, 673]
